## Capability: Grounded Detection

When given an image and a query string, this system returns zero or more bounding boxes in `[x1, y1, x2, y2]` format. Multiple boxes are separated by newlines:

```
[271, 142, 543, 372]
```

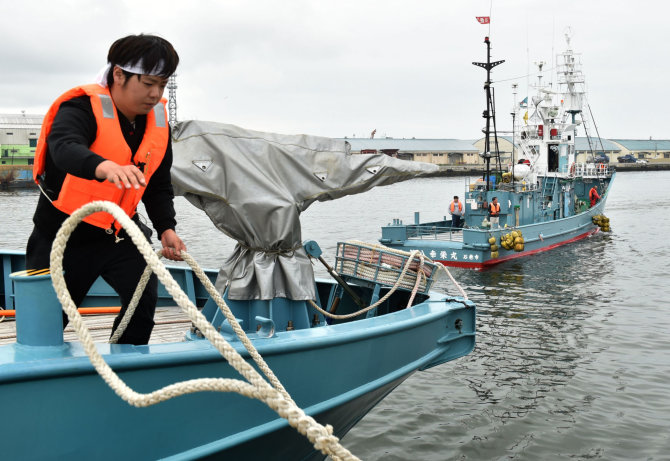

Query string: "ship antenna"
[473, 36, 505, 191]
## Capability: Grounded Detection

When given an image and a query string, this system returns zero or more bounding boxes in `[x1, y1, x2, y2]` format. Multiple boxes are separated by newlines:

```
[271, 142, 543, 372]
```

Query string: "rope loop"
[308, 241, 468, 320]
[49, 200, 360, 461]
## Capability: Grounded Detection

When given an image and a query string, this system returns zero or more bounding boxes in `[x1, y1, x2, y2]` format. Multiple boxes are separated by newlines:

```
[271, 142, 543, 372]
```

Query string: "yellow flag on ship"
[523, 111, 528, 124]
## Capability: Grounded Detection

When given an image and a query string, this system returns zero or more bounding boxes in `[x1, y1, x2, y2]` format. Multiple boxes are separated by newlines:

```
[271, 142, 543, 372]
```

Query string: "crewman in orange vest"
[589, 185, 601, 207]
[26, 34, 186, 345]
[489, 196, 501, 228]
[449, 195, 464, 228]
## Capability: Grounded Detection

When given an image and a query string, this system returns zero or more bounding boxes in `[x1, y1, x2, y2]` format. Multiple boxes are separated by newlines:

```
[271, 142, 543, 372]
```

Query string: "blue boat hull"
[199, 372, 409, 461]
[380, 173, 614, 270]
[0, 250, 475, 460]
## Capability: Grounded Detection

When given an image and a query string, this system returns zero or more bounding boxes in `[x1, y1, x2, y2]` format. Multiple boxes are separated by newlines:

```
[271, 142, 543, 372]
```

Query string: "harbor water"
[1, 171, 668, 460]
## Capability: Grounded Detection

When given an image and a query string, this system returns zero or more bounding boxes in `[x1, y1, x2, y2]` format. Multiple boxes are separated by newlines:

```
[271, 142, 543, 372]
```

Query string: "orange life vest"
[33, 84, 169, 232]
[589, 187, 599, 200]
[450, 200, 463, 213]
[489, 202, 500, 216]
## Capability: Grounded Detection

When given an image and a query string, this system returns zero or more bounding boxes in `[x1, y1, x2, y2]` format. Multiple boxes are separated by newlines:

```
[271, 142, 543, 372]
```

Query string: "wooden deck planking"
[0, 306, 192, 346]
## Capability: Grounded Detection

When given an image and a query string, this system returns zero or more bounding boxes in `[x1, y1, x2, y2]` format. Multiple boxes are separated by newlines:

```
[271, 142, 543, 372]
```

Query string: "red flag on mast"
[476, 16, 490, 24]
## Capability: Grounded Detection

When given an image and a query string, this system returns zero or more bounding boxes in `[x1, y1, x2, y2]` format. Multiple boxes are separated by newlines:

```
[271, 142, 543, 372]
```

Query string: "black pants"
[26, 225, 158, 345]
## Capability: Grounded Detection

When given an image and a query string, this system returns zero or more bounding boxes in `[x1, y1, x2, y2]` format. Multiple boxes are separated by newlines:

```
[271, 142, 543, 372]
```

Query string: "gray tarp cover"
[171, 120, 443, 300]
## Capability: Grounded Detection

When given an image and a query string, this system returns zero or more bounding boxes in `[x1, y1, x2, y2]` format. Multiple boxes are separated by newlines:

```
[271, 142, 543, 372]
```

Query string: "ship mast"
[473, 36, 504, 191]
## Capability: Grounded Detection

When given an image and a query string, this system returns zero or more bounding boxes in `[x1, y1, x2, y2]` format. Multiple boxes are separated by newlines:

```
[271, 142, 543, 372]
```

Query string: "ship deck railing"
[573, 162, 611, 177]
[538, 163, 611, 178]
[405, 225, 465, 242]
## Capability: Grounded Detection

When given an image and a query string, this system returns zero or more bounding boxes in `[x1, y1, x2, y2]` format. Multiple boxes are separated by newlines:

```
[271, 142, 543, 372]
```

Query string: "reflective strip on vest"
[154, 103, 166, 128]
[98, 94, 115, 119]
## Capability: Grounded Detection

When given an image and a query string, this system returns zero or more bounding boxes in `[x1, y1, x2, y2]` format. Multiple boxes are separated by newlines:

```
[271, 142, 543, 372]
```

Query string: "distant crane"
[167, 75, 178, 128]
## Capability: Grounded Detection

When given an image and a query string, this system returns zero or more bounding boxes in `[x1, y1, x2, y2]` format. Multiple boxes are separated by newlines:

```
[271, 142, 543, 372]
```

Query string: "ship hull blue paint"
[0, 253, 475, 460]
[381, 174, 614, 270]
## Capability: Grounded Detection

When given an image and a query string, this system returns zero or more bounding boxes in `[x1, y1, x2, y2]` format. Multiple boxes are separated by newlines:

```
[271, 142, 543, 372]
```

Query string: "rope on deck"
[307, 239, 468, 320]
[346, 240, 468, 301]
[307, 247, 425, 320]
[49, 200, 360, 461]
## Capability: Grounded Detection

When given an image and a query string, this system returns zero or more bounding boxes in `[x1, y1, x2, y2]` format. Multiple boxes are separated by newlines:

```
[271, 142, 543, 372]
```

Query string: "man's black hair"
[106, 34, 179, 87]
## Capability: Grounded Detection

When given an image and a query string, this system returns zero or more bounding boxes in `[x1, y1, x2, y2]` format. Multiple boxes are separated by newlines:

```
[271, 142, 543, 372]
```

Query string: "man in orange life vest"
[449, 195, 464, 228]
[589, 185, 601, 207]
[489, 196, 501, 228]
[26, 34, 186, 345]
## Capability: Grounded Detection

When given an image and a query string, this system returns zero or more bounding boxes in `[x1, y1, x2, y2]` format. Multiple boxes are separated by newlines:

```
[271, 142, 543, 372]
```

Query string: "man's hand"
[160, 229, 187, 261]
[95, 160, 146, 189]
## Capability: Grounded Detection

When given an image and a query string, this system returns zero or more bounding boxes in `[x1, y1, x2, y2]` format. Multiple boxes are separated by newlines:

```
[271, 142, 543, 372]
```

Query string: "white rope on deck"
[308, 239, 468, 320]
[49, 201, 360, 461]
[346, 240, 468, 301]
[307, 248, 424, 320]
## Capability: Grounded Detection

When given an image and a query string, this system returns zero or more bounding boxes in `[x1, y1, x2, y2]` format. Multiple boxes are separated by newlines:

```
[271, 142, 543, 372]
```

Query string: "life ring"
[569, 163, 575, 176]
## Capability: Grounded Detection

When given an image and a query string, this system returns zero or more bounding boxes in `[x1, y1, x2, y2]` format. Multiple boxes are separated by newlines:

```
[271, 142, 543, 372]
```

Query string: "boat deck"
[0, 306, 191, 346]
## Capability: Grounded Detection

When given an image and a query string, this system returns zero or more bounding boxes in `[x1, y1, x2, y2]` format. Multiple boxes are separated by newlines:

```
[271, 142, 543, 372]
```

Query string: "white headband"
[95, 59, 166, 88]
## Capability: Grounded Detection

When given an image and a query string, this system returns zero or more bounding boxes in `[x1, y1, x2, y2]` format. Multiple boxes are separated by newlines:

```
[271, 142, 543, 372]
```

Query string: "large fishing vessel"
[380, 32, 614, 269]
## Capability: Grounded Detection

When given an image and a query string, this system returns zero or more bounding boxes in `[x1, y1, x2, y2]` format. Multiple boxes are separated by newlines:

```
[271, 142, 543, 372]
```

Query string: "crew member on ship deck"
[449, 195, 464, 228]
[589, 185, 601, 207]
[489, 197, 501, 228]
[26, 34, 187, 345]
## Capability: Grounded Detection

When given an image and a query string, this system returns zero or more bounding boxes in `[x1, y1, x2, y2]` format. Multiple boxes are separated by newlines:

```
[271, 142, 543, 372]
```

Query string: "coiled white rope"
[49, 201, 359, 461]
[307, 240, 468, 320]
[307, 248, 425, 320]
[345, 240, 468, 301]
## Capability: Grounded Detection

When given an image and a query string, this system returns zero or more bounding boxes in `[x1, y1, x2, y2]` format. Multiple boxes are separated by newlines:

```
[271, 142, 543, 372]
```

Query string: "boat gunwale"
[0, 289, 474, 383]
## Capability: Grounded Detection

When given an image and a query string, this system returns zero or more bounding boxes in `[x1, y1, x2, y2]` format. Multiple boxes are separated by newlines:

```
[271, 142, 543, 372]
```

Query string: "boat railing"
[537, 163, 610, 178]
[405, 224, 464, 241]
[335, 241, 440, 294]
[572, 162, 610, 177]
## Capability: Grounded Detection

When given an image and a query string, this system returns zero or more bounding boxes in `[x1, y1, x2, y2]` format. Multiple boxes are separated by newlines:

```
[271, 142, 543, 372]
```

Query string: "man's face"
[112, 67, 168, 120]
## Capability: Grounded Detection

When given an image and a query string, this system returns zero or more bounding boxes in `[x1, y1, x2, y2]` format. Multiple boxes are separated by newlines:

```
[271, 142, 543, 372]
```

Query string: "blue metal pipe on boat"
[10, 271, 64, 346]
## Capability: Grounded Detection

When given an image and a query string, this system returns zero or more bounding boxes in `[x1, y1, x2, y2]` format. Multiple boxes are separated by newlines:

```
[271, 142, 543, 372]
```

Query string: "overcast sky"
[0, 0, 665, 140]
